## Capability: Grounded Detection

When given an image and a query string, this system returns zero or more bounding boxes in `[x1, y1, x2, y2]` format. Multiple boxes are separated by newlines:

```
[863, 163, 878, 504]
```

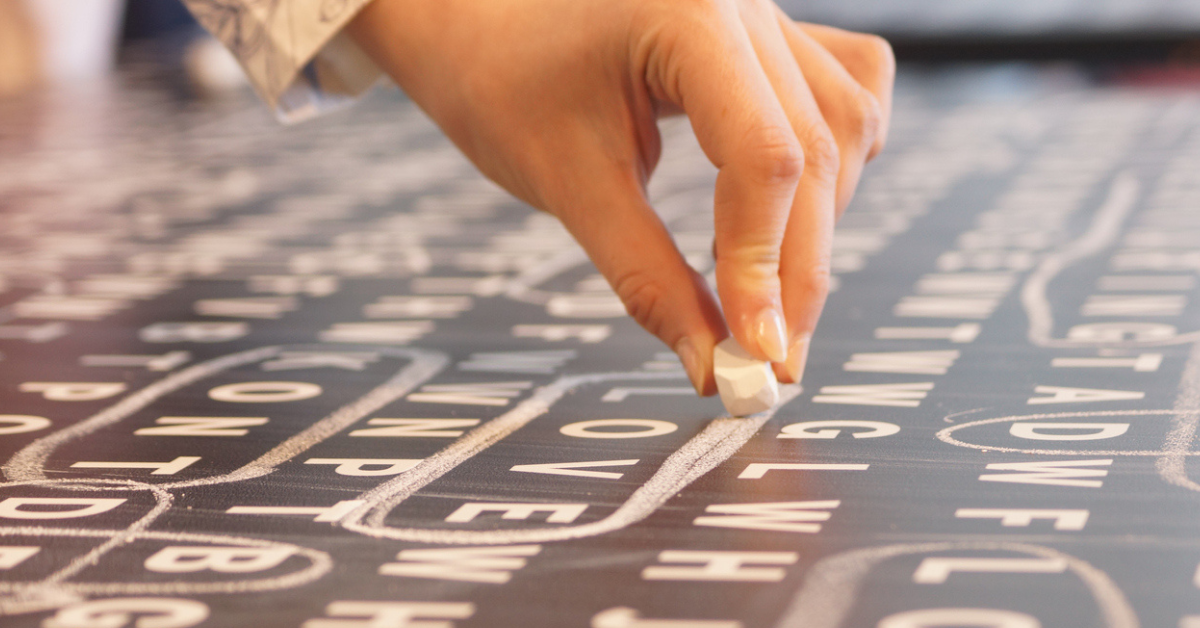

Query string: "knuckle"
[849, 88, 884, 149]
[744, 126, 805, 184]
[799, 126, 840, 181]
[793, 258, 833, 301]
[725, 242, 783, 279]
[612, 269, 669, 335]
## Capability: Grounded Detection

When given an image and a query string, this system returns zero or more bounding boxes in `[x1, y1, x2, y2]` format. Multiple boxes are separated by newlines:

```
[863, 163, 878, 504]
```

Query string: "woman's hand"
[348, 0, 894, 394]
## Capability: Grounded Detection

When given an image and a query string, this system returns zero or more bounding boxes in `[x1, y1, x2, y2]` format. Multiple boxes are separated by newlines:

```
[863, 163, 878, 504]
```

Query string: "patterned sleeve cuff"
[181, 0, 384, 123]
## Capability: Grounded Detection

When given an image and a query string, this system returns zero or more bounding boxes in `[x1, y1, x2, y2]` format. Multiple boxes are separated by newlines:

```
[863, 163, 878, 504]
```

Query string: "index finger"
[641, 2, 802, 362]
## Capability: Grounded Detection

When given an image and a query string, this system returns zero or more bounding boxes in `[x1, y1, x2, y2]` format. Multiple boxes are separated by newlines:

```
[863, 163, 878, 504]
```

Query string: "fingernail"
[754, 309, 788, 363]
[785, 334, 812, 383]
[675, 336, 705, 395]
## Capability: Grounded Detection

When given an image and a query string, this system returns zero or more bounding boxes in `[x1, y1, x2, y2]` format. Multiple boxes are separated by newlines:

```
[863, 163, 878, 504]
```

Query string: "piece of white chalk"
[713, 337, 780, 416]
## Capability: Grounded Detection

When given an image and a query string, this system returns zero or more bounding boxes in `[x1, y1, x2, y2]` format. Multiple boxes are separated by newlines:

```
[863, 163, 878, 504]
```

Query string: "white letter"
[140, 322, 248, 343]
[878, 608, 1040, 628]
[1009, 423, 1129, 441]
[304, 602, 472, 628]
[208, 381, 322, 403]
[591, 607, 742, 628]
[739, 463, 868, 479]
[778, 420, 899, 440]
[80, 351, 191, 371]
[145, 546, 297, 573]
[979, 460, 1112, 488]
[0, 546, 39, 569]
[1066, 322, 1176, 343]
[0, 497, 125, 520]
[0, 415, 50, 435]
[601, 387, 696, 402]
[445, 502, 587, 524]
[364, 296, 473, 319]
[694, 501, 839, 534]
[954, 508, 1089, 531]
[319, 322, 434, 344]
[1081, 294, 1186, 317]
[72, 456, 201, 475]
[47, 598, 209, 628]
[407, 382, 531, 406]
[195, 297, 297, 319]
[512, 324, 611, 343]
[1051, 354, 1162, 372]
[379, 546, 541, 584]
[227, 500, 364, 522]
[511, 459, 639, 480]
[913, 557, 1067, 584]
[349, 418, 480, 438]
[19, 382, 125, 401]
[1027, 386, 1144, 405]
[812, 383, 934, 407]
[641, 550, 798, 582]
[874, 324, 981, 343]
[843, 351, 960, 375]
[304, 458, 420, 476]
[304, 601, 474, 628]
[135, 417, 268, 437]
[459, 350, 575, 374]
[560, 419, 678, 439]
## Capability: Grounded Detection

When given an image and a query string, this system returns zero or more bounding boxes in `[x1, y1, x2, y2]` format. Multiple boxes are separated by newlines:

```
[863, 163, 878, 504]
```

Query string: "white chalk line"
[0, 345, 444, 616]
[4, 346, 284, 483]
[163, 347, 448, 489]
[0, 479, 332, 615]
[1156, 342, 1200, 492]
[340, 377, 801, 544]
[773, 541, 1138, 628]
[1020, 171, 1200, 348]
[4, 345, 449, 489]
[936, 409, 1195, 456]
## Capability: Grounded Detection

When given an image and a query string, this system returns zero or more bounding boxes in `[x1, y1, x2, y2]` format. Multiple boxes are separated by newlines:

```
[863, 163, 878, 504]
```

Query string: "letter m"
[979, 459, 1113, 488]
[694, 501, 840, 534]
[378, 545, 542, 584]
[812, 383, 934, 407]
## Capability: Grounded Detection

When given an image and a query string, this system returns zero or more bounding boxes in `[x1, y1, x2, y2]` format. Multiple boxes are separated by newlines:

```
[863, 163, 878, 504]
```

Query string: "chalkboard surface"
[0, 65, 1198, 627]
[779, 0, 1200, 37]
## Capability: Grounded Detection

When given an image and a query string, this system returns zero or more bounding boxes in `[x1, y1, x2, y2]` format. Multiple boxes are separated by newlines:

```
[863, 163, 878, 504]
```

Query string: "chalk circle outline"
[0, 478, 333, 604]
[936, 410, 1188, 456]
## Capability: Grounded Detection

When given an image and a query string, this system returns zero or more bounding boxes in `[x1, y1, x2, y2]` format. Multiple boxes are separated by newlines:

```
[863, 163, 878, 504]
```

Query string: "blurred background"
[1, 0, 1199, 102]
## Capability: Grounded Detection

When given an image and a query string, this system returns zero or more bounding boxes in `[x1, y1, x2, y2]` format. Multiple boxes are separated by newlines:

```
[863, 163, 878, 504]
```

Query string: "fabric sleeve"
[180, 0, 384, 123]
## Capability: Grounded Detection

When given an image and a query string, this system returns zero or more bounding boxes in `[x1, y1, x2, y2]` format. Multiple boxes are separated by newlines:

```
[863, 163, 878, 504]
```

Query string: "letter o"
[560, 419, 678, 439]
[0, 415, 50, 435]
[208, 381, 322, 403]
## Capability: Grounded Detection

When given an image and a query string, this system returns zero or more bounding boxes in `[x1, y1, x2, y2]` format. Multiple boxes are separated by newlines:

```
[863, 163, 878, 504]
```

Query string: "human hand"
[348, 0, 894, 395]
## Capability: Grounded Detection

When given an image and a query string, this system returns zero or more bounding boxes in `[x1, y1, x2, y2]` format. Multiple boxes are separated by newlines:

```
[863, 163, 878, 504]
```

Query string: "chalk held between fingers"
[713, 337, 781, 416]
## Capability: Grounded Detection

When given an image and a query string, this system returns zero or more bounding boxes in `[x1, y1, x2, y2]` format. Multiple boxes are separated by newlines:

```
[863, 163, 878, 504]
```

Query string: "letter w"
[812, 383, 934, 407]
[979, 459, 1113, 488]
[694, 501, 840, 534]
[378, 545, 542, 584]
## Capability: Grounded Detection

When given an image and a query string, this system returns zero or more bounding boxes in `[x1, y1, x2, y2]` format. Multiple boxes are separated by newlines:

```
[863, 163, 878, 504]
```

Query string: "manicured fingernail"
[754, 309, 788, 363]
[786, 334, 812, 383]
[675, 336, 705, 395]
